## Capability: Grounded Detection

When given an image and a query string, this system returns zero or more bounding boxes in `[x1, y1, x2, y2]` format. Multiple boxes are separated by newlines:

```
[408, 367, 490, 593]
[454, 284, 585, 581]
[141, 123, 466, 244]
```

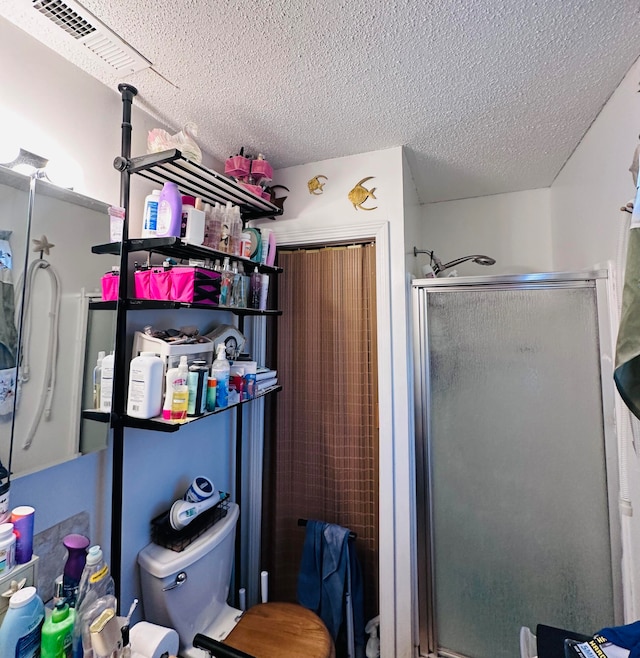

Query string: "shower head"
[413, 247, 496, 276]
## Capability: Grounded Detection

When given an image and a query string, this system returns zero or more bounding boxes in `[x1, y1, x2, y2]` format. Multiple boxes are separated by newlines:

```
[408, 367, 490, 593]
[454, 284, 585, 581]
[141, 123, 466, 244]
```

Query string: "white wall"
[550, 57, 640, 621]
[253, 146, 416, 657]
[551, 58, 640, 272]
[419, 188, 553, 276]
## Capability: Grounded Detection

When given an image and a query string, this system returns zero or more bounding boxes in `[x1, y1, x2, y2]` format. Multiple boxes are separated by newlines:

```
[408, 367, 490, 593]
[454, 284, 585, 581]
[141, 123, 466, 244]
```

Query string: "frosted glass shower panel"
[423, 285, 615, 658]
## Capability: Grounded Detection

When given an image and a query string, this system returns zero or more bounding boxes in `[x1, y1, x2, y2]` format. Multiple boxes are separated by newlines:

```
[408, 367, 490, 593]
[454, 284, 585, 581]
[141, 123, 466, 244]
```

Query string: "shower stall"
[412, 271, 622, 658]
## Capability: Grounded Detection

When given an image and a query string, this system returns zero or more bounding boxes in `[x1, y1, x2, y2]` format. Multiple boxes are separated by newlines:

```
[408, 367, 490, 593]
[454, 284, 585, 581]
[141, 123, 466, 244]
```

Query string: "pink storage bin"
[225, 155, 251, 179]
[251, 157, 273, 183]
[134, 269, 151, 299]
[149, 266, 172, 300]
[171, 267, 221, 305]
[101, 271, 119, 301]
[240, 182, 264, 199]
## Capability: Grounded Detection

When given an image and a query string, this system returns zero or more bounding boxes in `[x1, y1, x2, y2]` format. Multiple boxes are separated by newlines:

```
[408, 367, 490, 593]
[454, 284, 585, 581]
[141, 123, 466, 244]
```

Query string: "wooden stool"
[224, 602, 335, 658]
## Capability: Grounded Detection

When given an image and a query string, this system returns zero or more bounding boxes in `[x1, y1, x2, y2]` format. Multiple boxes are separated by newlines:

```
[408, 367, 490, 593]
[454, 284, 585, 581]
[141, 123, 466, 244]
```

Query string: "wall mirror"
[0, 165, 118, 478]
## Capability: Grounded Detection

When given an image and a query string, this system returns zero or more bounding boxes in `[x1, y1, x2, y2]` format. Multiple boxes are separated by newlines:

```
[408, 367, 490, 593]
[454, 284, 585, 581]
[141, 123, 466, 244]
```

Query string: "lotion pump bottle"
[212, 343, 230, 409]
[99, 352, 115, 412]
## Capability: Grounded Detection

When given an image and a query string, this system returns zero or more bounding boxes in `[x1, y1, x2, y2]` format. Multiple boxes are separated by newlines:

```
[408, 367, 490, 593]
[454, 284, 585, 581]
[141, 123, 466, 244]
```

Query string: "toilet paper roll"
[129, 621, 179, 658]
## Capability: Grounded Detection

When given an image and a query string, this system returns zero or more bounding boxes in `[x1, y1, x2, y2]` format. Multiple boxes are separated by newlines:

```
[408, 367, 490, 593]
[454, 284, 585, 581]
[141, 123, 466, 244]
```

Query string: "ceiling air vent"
[31, 0, 151, 73]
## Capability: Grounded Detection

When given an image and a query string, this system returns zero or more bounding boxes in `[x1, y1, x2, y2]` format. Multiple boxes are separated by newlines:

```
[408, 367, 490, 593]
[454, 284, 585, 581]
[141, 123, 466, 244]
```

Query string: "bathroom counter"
[224, 602, 335, 658]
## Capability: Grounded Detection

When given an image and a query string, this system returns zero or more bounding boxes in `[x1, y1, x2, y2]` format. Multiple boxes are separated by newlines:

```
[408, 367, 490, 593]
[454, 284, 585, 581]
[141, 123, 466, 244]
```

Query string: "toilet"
[138, 502, 334, 658]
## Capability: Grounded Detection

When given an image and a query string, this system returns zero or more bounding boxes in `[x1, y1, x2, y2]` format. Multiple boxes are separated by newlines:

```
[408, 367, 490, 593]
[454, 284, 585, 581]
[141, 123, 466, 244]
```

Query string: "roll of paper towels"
[129, 621, 179, 658]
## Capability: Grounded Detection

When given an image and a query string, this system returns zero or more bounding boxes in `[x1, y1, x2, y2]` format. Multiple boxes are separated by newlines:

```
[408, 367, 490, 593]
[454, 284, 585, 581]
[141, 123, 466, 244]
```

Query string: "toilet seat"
[223, 602, 335, 658]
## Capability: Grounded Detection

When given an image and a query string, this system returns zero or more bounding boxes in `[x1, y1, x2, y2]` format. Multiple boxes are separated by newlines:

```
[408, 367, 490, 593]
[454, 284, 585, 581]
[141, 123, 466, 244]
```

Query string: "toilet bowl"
[137, 502, 333, 658]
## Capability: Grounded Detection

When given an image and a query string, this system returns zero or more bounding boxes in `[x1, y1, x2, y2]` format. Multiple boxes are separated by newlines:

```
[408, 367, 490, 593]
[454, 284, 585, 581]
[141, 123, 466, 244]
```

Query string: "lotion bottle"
[141, 189, 161, 238]
[212, 343, 230, 409]
[99, 352, 115, 412]
[92, 351, 105, 410]
[126, 352, 164, 419]
[155, 181, 182, 238]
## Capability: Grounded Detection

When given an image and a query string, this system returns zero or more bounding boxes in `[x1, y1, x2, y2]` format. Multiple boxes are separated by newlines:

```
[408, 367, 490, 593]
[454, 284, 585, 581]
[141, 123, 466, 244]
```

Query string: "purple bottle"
[156, 181, 182, 238]
[62, 534, 90, 606]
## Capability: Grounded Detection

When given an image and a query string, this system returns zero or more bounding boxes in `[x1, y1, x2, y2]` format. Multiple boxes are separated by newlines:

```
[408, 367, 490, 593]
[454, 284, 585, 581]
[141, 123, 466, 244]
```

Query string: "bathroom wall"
[419, 187, 553, 276]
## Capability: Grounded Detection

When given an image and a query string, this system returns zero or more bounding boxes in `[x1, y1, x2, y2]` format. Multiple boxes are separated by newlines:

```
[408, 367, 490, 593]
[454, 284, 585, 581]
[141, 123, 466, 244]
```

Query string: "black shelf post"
[110, 83, 138, 602]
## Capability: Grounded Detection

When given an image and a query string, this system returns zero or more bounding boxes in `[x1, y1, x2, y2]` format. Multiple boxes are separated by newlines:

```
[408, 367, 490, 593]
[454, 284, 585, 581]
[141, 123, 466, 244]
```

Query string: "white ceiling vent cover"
[31, 0, 151, 73]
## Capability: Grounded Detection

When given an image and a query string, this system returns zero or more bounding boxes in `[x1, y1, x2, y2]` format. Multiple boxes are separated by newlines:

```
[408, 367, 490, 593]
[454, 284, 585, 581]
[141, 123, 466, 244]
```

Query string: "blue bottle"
[0, 586, 45, 658]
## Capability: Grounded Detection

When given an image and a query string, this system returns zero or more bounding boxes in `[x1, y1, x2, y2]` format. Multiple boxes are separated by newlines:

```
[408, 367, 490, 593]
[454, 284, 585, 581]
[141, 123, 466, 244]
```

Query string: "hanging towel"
[297, 520, 365, 654]
[615, 148, 640, 420]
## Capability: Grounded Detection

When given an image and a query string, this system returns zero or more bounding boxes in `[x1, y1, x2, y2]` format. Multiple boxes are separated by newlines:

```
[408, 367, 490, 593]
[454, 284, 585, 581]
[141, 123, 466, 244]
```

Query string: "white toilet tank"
[137, 502, 242, 657]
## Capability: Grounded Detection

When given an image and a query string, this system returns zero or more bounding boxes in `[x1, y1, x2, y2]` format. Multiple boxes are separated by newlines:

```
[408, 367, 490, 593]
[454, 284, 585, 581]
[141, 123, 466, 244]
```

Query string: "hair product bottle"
[126, 352, 164, 419]
[170, 357, 189, 423]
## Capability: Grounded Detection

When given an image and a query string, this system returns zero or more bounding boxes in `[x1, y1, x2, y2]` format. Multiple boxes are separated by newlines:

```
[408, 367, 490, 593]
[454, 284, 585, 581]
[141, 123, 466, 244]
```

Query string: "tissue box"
[171, 267, 221, 305]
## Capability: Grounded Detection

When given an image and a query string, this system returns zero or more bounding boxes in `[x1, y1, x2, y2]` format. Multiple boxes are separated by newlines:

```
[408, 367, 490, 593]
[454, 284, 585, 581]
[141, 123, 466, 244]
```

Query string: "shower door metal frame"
[412, 270, 622, 658]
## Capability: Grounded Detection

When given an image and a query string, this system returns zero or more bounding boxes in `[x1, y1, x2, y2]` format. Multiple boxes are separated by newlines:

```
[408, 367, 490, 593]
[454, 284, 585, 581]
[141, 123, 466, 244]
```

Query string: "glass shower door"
[413, 273, 621, 658]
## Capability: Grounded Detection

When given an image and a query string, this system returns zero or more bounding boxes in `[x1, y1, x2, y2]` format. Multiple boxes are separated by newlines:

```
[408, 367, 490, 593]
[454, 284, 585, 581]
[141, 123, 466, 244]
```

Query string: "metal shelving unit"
[106, 83, 282, 601]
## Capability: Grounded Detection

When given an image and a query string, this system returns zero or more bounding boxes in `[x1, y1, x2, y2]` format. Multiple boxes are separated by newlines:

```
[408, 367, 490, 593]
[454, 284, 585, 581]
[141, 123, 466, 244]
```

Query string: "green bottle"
[41, 600, 75, 658]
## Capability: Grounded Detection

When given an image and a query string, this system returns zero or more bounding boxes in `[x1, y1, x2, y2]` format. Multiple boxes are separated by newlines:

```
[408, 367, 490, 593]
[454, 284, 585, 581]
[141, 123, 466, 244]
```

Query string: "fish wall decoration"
[348, 176, 377, 211]
[307, 175, 328, 195]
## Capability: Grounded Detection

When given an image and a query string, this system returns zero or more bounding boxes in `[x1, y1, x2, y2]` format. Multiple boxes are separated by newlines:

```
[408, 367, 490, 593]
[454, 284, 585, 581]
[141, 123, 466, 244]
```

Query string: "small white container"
[126, 352, 164, 419]
[183, 207, 205, 245]
[0, 523, 15, 576]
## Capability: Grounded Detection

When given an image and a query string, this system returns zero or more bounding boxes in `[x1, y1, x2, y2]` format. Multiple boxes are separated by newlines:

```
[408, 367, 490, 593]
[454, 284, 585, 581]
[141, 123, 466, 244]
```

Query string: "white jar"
[0, 523, 16, 575]
[126, 352, 164, 419]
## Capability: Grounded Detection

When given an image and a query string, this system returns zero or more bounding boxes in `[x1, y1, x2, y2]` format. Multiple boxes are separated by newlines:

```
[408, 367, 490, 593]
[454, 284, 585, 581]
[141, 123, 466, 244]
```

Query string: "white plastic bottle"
[0, 522, 16, 575]
[126, 351, 164, 419]
[0, 586, 45, 658]
[163, 355, 188, 420]
[92, 350, 105, 410]
[141, 189, 161, 238]
[211, 343, 230, 409]
[99, 352, 115, 412]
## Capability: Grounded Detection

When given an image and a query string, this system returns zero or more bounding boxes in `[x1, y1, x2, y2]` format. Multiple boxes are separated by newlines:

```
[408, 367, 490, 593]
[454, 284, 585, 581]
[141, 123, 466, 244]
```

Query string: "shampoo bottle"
[99, 352, 115, 412]
[212, 343, 230, 409]
[40, 600, 75, 658]
[155, 181, 182, 238]
[92, 350, 105, 410]
[126, 352, 164, 419]
[249, 267, 262, 309]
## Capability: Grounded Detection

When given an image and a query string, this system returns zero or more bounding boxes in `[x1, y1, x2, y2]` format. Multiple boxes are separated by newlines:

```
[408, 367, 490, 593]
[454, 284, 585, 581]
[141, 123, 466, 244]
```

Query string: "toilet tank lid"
[138, 502, 239, 578]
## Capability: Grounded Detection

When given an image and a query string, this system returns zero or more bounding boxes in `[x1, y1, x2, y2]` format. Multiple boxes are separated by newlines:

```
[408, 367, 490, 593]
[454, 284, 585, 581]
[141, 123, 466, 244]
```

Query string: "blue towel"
[598, 620, 640, 657]
[297, 520, 365, 652]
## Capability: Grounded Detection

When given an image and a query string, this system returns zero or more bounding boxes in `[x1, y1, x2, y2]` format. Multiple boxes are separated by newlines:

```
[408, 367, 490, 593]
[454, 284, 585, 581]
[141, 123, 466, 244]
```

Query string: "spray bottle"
[211, 343, 230, 409]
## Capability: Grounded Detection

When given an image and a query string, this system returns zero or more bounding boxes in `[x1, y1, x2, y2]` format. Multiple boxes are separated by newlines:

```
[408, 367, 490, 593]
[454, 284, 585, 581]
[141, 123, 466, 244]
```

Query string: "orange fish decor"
[348, 177, 377, 211]
[307, 175, 327, 195]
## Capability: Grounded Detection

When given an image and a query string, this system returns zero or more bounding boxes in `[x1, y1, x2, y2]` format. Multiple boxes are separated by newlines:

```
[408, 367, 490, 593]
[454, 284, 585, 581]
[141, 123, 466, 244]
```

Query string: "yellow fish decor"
[307, 174, 328, 195]
[348, 176, 377, 211]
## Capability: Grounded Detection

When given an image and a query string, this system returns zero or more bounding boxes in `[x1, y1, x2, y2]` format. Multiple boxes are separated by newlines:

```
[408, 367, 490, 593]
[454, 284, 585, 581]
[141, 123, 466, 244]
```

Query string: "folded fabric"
[598, 620, 640, 657]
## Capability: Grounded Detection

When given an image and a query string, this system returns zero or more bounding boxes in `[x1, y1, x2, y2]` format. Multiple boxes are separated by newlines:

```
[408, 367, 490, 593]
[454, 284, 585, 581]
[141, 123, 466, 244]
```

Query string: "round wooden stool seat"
[224, 602, 335, 658]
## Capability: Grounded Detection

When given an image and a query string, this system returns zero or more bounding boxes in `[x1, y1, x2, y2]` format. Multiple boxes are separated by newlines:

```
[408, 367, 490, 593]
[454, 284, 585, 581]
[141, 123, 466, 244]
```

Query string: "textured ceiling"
[2, 0, 640, 203]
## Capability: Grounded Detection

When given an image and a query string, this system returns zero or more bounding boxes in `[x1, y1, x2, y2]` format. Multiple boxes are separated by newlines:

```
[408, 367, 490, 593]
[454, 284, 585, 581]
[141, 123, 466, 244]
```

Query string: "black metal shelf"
[122, 149, 282, 222]
[89, 298, 281, 315]
[82, 385, 282, 433]
[92, 237, 282, 274]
